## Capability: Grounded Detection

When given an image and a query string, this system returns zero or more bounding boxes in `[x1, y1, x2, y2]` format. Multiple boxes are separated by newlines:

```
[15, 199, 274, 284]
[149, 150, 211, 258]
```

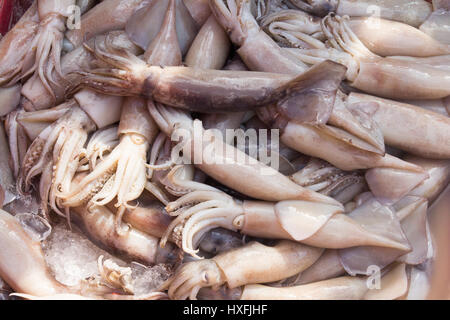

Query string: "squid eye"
[202, 271, 209, 283]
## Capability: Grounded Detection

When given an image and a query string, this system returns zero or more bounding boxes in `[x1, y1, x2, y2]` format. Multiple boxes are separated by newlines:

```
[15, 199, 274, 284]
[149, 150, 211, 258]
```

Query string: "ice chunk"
[16, 213, 52, 242]
[130, 262, 172, 296]
[3, 193, 40, 216]
[43, 223, 119, 287]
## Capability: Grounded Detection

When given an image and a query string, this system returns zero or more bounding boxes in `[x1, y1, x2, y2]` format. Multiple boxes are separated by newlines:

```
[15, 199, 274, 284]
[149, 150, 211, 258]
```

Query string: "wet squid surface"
[0, 0, 448, 300]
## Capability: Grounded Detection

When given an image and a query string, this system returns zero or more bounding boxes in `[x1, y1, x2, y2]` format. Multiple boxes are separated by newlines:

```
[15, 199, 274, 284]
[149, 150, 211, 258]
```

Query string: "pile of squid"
[0, 0, 449, 300]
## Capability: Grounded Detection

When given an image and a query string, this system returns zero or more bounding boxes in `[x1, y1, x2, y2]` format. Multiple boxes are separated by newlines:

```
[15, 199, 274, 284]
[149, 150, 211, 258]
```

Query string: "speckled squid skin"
[141, 66, 293, 112]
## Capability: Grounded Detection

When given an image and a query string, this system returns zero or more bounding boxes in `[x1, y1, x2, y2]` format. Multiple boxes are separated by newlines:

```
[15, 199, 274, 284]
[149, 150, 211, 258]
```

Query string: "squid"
[77, 126, 120, 173]
[0, 207, 171, 300]
[160, 188, 410, 258]
[71, 202, 178, 266]
[18, 90, 123, 217]
[183, 0, 213, 25]
[262, 9, 450, 57]
[251, 263, 409, 300]
[0, 208, 115, 299]
[6, 101, 74, 183]
[20, 0, 77, 100]
[125, 0, 199, 56]
[162, 240, 323, 300]
[0, 1, 39, 88]
[4, 108, 31, 182]
[290, 158, 367, 205]
[22, 30, 143, 111]
[289, 180, 439, 286]
[260, 9, 326, 49]
[285, 0, 432, 27]
[339, 195, 431, 276]
[73, 1, 342, 209]
[211, 0, 432, 174]
[64, 0, 152, 52]
[61, 97, 159, 234]
[62, 0, 197, 234]
[16, 101, 75, 142]
[166, 258, 408, 300]
[210, 1, 432, 201]
[406, 155, 450, 204]
[70, 39, 325, 113]
[299, 14, 450, 100]
[256, 67, 429, 203]
[148, 104, 342, 206]
[185, 15, 231, 70]
[347, 93, 450, 160]
[210, 0, 309, 74]
[0, 84, 22, 117]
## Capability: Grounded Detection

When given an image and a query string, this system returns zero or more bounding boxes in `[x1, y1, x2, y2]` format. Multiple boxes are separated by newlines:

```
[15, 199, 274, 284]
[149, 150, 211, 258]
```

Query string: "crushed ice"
[130, 262, 172, 296]
[42, 223, 119, 287]
[42, 223, 171, 294]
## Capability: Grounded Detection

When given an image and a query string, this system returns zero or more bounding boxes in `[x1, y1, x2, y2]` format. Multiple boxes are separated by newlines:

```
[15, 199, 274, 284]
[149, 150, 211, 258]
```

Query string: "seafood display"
[0, 0, 448, 301]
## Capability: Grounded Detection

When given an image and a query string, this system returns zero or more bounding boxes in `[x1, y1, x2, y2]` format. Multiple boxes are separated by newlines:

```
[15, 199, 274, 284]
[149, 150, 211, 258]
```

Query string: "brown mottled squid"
[209, 1, 432, 202]
[70, 40, 321, 113]
[62, 0, 193, 234]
